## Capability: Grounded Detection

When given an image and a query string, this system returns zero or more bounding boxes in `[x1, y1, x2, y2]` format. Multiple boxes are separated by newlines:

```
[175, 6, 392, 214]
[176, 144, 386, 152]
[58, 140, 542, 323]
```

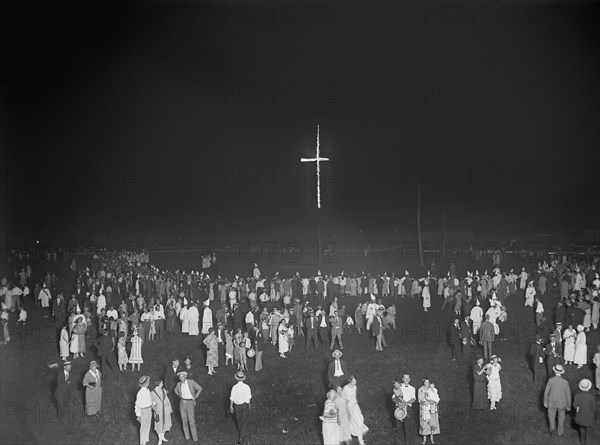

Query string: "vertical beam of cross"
[301, 125, 329, 209]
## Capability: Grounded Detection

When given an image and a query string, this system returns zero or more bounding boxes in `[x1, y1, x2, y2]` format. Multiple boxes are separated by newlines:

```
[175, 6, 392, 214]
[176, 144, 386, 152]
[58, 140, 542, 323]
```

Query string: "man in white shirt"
[154, 303, 166, 341]
[245, 309, 255, 333]
[135, 375, 153, 445]
[230, 371, 252, 445]
[174, 371, 202, 442]
[327, 349, 348, 389]
[394, 373, 417, 445]
[535, 297, 544, 327]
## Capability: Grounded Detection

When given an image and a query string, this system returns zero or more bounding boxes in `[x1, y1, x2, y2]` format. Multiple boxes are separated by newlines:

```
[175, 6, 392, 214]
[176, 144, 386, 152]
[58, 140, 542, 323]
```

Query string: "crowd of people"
[1, 249, 599, 445]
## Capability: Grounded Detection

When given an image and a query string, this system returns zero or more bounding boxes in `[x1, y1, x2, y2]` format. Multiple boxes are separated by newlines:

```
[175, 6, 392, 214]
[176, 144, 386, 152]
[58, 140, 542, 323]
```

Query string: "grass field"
[1, 254, 598, 445]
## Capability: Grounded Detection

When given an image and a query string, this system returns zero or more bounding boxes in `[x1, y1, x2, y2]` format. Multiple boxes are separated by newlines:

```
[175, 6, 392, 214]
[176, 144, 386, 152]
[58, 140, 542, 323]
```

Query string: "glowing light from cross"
[301, 125, 329, 209]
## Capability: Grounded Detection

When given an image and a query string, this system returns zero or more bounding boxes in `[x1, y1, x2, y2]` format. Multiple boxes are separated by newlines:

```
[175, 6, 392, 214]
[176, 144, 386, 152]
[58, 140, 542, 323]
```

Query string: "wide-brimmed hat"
[489, 355, 502, 362]
[234, 371, 246, 381]
[578, 379, 592, 391]
[332, 349, 343, 359]
[552, 364, 565, 375]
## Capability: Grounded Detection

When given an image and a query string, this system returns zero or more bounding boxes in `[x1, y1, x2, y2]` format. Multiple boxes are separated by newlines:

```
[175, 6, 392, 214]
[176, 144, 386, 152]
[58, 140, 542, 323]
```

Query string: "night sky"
[4, 1, 600, 244]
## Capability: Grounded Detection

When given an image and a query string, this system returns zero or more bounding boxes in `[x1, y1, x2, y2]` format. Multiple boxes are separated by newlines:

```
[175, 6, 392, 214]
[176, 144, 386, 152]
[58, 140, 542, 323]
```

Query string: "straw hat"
[578, 379, 592, 391]
[234, 371, 246, 381]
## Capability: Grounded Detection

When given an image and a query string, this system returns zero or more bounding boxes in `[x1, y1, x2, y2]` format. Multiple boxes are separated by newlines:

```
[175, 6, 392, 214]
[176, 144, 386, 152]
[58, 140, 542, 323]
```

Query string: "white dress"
[563, 329, 576, 362]
[59, 328, 70, 358]
[341, 383, 369, 438]
[278, 325, 289, 354]
[574, 332, 587, 366]
[486, 363, 502, 403]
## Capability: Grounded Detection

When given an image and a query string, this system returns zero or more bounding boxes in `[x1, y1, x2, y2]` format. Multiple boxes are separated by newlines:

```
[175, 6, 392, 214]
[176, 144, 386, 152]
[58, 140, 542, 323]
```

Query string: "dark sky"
[3, 1, 600, 243]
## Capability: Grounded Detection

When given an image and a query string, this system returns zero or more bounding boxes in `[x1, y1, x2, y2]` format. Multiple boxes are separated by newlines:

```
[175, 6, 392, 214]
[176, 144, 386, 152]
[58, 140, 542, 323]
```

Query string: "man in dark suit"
[74, 284, 86, 313]
[460, 315, 472, 358]
[96, 329, 118, 376]
[544, 334, 563, 376]
[164, 357, 181, 404]
[327, 349, 348, 389]
[54, 360, 72, 420]
[372, 308, 387, 351]
[305, 309, 318, 349]
[543, 364, 571, 437]
[449, 318, 461, 361]
[530, 336, 546, 389]
[52, 293, 67, 328]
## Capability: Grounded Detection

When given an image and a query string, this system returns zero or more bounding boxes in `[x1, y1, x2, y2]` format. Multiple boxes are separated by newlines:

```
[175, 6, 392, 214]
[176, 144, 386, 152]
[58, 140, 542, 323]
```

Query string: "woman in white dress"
[320, 390, 341, 445]
[574, 325, 587, 369]
[563, 324, 576, 365]
[278, 319, 289, 358]
[335, 385, 352, 445]
[422, 283, 431, 312]
[59, 325, 70, 361]
[129, 328, 144, 371]
[341, 376, 369, 445]
[485, 355, 502, 410]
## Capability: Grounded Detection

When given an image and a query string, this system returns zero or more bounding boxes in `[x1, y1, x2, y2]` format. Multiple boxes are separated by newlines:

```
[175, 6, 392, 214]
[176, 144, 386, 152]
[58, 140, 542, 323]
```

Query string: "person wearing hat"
[530, 336, 546, 389]
[54, 360, 72, 420]
[83, 360, 102, 416]
[329, 310, 344, 350]
[135, 375, 153, 445]
[151, 378, 173, 445]
[552, 321, 563, 344]
[328, 349, 349, 389]
[484, 355, 502, 410]
[448, 318, 462, 361]
[174, 371, 202, 442]
[230, 371, 252, 445]
[573, 324, 588, 369]
[372, 307, 387, 352]
[543, 364, 571, 437]
[573, 378, 597, 445]
[320, 389, 342, 445]
[305, 308, 318, 349]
